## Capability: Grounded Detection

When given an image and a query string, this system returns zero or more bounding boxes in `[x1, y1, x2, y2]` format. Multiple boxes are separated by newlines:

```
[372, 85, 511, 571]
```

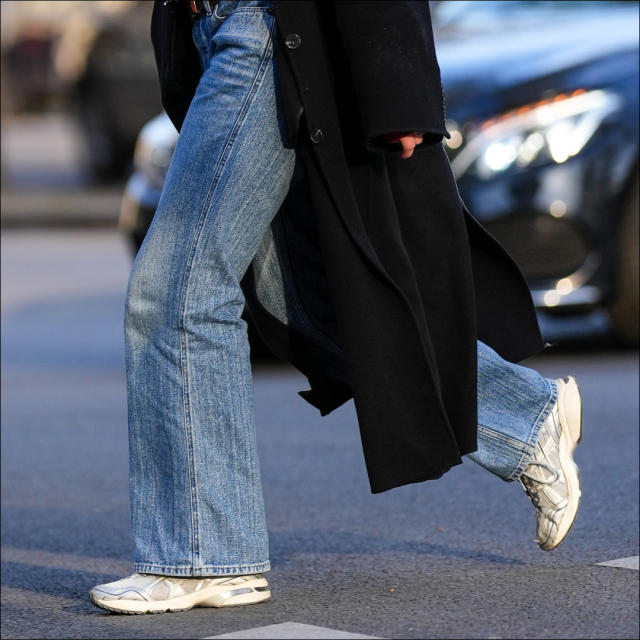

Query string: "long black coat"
[151, 0, 544, 493]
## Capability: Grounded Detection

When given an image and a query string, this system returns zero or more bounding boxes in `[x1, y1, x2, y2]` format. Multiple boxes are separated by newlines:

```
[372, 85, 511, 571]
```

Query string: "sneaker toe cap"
[91, 587, 147, 602]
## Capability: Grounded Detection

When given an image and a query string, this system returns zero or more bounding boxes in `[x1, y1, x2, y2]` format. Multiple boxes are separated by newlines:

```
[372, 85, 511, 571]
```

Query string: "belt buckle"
[189, 0, 214, 16]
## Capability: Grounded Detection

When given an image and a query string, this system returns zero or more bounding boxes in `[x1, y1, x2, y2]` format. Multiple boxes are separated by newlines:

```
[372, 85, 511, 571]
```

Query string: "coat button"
[310, 128, 324, 144]
[285, 33, 302, 49]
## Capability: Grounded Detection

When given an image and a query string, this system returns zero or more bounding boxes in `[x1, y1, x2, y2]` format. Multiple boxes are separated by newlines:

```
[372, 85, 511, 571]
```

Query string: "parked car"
[118, 111, 177, 252]
[432, 0, 639, 346]
[119, 0, 639, 347]
[71, 1, 160, 181]
[1, 1, 160, 181]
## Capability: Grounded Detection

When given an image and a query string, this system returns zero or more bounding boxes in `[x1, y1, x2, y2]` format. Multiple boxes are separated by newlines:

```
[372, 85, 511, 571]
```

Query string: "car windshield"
[432, 1, 638, 31]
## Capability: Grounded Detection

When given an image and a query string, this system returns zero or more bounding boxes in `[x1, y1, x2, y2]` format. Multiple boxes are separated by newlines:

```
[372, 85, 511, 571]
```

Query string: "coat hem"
[368, 455, 466, 494]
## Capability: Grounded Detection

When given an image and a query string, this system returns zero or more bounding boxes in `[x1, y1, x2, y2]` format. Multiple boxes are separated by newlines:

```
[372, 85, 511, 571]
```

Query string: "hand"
[382, 131, 424, 159]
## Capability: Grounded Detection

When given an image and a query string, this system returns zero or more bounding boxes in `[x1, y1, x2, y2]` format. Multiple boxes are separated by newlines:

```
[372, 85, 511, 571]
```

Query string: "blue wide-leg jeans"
[125, 1, 555, 577]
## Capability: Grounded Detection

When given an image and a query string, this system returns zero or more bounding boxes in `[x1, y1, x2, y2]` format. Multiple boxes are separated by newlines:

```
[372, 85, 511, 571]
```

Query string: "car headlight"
[450, 89, 621, 180]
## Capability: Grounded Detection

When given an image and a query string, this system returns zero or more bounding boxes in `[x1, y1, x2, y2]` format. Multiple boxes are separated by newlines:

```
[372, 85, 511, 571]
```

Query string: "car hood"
[434, 6, 639, 99]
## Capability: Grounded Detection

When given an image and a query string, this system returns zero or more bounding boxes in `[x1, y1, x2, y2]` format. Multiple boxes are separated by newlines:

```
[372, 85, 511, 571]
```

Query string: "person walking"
[90, 0, 583, 614]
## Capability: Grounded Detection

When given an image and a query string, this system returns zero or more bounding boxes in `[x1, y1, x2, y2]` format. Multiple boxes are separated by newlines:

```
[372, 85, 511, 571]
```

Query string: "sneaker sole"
[89, 577, 270, 615]
[542, 375, 582, 550]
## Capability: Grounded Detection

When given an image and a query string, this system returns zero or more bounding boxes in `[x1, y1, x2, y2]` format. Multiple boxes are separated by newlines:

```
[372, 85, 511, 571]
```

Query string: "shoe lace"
[519, 461, 560, 509]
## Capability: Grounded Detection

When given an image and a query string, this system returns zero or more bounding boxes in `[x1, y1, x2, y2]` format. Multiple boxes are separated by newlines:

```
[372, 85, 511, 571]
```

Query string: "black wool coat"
[151, 0, 544, 493]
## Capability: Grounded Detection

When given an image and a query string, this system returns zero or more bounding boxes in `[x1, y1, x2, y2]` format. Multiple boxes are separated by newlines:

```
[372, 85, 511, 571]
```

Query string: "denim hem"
[473, 424, 535, 481]
[507, 377, 558, 482]
[133, 561, 271, 577]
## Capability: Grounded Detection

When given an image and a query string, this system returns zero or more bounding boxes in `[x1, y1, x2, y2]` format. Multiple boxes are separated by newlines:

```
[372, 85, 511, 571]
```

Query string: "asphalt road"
[1, 229, 638, 639]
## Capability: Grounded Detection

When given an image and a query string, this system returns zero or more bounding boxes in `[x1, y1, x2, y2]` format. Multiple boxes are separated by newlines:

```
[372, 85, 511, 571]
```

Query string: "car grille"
[484, 215, 589, 281]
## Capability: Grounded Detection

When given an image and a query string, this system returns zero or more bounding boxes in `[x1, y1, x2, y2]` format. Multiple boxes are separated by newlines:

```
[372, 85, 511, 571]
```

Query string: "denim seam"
[476, 423, 535, 452]
[187, 15, 276, 280]
[216, 7, 273, 19]
[507, 377, 558, 481]
[175, 15, 275, 570]
[123, 288, 141, 546]
[179, 317, 200, 568]
[182, 11, 208, 572]
[194, 17, 209, 72]
[134, 561, 271, 577]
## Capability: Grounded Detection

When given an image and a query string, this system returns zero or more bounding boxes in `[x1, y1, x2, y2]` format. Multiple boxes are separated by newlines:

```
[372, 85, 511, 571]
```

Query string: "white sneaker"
[89, 572, 270, 614]
[518, 376, 583, 550]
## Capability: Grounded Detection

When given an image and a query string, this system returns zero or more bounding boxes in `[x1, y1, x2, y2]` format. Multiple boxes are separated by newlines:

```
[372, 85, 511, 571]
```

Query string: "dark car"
[433, 0, 639, 345]
[119, 0, 639, 346]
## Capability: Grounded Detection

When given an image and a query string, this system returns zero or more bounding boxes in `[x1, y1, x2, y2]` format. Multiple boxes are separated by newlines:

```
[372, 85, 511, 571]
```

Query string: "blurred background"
[1, 3, 638, 638]
[1, 0, 638, 349]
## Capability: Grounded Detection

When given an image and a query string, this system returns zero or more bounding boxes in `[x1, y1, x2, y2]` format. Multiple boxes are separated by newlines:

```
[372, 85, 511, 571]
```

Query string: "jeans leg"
[467, 341, 557, 481]
[126, 4, 293, 576]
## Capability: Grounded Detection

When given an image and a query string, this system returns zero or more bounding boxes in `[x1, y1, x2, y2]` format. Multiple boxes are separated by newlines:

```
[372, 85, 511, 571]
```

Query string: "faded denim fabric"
[126, 1, 285, 577]
[125, 0, 555, 577]
[468, 342, 557, 480]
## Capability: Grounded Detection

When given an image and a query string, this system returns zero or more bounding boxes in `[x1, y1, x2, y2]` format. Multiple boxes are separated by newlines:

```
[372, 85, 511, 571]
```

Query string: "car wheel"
[609, 174, 639, 347]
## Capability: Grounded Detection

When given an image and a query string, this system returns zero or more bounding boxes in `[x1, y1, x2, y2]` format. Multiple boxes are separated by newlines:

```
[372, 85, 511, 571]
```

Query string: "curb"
[1, 187, 123, 228]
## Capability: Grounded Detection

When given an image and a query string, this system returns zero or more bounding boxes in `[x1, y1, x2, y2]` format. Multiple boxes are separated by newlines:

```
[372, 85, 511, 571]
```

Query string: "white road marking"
[205, 622, 382, 639]
[595, 556, 639, 570]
